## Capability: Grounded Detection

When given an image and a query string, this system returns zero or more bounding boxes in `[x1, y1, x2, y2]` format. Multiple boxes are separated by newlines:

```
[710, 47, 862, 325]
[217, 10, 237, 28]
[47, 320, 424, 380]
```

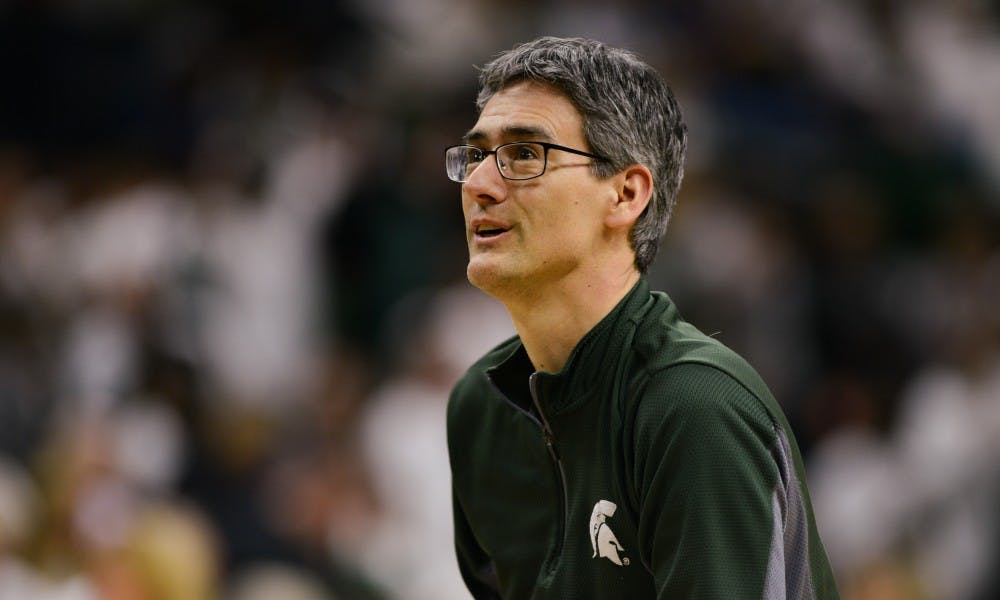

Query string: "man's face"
[461, 81, 614, 297]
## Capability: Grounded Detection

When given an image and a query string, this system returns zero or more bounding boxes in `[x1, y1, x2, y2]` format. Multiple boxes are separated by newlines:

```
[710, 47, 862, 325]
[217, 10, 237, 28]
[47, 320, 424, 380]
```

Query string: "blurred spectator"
[359, 284, 512, 598]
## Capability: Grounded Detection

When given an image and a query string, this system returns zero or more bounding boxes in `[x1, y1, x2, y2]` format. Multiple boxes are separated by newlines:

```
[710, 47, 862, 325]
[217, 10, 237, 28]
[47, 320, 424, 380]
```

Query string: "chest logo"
[589, 499, 629, 566]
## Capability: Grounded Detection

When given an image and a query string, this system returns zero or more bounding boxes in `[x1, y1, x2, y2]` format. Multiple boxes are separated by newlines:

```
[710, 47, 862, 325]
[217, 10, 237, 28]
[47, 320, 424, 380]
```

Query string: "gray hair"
[476, 37, 687, 273]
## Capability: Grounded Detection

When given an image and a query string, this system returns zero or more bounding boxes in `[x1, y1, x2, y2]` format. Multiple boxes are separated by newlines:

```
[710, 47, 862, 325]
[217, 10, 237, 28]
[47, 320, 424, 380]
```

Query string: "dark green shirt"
[448, 279, 838, 599]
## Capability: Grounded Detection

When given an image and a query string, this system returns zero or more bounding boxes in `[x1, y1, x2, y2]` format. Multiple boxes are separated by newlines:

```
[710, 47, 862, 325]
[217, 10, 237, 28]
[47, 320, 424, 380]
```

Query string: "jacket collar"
[487, 278, 653, 415]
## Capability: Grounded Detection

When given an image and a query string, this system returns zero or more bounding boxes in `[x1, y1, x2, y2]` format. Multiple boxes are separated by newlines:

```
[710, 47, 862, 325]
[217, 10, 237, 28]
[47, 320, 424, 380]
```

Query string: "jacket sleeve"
[630, 362, 794, 599]
[452, 488, 502, 599]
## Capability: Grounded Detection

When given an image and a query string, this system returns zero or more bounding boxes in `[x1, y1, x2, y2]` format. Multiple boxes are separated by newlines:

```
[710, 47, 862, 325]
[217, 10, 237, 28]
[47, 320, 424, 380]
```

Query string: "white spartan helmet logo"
[589, 500, 628, 566]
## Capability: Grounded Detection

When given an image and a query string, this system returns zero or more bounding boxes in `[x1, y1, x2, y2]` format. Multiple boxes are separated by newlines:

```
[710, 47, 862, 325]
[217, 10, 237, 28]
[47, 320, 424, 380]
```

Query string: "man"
[445, 37, 838, 599]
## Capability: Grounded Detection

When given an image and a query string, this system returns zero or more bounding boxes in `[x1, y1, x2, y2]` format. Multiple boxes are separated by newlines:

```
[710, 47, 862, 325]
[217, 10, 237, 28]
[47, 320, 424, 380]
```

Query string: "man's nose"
[463, 156, 507, 206]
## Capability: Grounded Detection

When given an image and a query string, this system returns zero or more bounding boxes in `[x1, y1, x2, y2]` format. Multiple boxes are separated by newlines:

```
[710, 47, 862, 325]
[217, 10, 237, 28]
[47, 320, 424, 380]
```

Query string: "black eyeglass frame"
[445, 141, 608, 183]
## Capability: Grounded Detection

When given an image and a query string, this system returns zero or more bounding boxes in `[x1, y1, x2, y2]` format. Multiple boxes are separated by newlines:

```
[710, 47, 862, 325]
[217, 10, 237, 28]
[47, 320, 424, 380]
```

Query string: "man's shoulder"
[622, 291, 781, 433]
[631, 291, 774, 402]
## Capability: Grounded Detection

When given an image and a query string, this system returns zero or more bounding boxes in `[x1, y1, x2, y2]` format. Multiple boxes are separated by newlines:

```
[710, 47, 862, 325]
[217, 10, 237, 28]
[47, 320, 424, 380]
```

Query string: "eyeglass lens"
[446, 143, 546, 182]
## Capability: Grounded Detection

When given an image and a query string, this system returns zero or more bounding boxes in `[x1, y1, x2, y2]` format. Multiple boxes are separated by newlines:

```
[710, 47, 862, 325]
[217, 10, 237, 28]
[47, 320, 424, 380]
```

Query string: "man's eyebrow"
[462, 130, 487, 145]
[462, 124, 555, 145]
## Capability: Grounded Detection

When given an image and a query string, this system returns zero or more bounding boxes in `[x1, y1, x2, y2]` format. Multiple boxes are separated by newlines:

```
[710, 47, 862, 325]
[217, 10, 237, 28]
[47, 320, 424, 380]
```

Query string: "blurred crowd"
[0, 1, 997, 599]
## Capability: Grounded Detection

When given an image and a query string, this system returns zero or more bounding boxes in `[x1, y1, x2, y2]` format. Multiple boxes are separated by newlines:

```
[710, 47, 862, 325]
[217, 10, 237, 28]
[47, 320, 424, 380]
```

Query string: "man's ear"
[605, 164, 653, 230]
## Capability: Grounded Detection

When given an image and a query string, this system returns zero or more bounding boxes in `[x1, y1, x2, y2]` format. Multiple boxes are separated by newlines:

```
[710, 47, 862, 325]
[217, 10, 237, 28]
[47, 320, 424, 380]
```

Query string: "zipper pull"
[543, 428, 562, 461]
[543, 429, 554, 447]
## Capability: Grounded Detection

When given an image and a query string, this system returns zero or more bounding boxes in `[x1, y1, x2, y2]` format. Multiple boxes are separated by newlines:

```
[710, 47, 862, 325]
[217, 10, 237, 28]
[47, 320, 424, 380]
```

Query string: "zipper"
[486, 372, 569, 573]
[529, 373, 568, 574]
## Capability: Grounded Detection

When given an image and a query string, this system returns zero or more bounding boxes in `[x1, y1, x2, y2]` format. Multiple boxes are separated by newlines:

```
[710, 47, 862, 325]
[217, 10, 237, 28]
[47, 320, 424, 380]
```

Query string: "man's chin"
[466, 256, 516, 296]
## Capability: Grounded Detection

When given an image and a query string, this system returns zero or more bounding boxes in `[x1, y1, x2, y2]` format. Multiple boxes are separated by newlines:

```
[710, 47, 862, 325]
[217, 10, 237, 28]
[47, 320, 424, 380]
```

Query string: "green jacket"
[448, 280, 838, 599]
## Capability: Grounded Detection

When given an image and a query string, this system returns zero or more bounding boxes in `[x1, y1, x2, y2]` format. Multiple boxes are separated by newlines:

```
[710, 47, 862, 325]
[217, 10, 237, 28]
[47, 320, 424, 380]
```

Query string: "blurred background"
[0, 0, 997, 598]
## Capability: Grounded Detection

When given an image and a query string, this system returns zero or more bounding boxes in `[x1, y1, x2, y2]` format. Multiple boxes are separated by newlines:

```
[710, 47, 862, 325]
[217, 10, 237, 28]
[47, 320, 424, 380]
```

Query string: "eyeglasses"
[444, 141, 607, 183]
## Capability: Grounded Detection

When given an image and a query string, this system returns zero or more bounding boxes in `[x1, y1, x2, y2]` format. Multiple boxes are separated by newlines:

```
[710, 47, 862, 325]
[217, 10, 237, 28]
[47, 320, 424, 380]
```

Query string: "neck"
[502, 266, 640, 373]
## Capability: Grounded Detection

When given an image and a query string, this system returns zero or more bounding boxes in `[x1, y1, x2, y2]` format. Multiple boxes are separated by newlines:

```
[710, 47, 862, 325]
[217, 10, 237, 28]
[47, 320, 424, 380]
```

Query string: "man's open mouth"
[476, 227, 509, 238]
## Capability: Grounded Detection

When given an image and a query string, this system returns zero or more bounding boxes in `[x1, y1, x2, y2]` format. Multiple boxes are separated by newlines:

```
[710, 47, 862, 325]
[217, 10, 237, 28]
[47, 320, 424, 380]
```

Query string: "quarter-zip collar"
[487, 278, 653, 416]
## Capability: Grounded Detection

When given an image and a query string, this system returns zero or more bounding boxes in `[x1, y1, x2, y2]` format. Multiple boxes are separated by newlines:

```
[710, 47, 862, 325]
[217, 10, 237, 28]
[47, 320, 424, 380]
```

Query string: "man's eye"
[513, 145, 540, 160]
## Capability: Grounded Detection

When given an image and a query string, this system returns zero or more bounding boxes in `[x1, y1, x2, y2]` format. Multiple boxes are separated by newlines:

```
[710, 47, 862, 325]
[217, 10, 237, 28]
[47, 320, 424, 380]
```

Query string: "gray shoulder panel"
[763, 425, 815, 599]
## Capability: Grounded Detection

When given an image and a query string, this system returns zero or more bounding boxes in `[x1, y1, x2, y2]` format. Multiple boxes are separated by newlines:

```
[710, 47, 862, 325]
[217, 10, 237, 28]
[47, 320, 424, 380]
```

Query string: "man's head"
[475, 37, 687, 273]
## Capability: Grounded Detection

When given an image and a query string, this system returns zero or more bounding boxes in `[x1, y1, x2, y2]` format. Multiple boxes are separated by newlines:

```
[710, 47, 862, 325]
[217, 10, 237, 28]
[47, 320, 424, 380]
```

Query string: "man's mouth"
[476, 226, 509, 238]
